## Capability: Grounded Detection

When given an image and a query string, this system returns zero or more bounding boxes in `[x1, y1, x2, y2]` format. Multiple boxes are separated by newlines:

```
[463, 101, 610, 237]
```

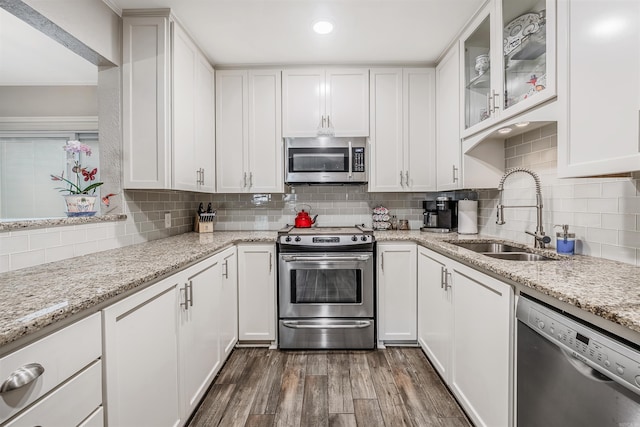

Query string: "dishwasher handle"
[282, 320, 372, 329]
[280, 254, 371, 262]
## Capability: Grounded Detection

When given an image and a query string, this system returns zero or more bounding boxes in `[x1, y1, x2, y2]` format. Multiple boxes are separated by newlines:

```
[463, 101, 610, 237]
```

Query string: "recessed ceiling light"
[497, 127, 513, 134]
[313, 20, 334, 35]
[515, 122, 530, 127]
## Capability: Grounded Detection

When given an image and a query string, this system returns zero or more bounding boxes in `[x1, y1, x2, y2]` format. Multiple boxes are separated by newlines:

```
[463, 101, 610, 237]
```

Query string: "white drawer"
[5, 360, 102, 427]
[79, 406, 104, 427]
[0, 312, 101, 423]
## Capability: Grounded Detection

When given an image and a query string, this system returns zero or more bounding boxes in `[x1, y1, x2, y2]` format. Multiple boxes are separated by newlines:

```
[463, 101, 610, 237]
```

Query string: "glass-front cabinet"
[461, 0, 556, 138]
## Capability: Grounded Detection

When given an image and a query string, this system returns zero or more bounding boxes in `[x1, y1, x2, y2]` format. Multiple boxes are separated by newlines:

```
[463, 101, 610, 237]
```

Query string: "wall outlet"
[164, 212, 171, 228]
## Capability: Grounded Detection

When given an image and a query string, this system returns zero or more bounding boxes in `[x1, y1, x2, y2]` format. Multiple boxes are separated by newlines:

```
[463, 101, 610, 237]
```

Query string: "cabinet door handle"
[327, 115, 331, 129]
[249, 172, 253, 188]
[180, 282, 193, 309]
[400, 171, 404, 187]
[0, 363, 45, 393]
[223, 260, 229, 279]
[405, 171, 409, 187]
[243, 172, 247, 187]
[444, 271, 452, 291]
[201, 168, 205, 185]
[440, 266, 446, 289]
[452, 165, 458, 183]
[348, 140, 353, 178]
[381, 253, 384, 271]
[269, 252, 273, 273]
[492, 90, 500, 112]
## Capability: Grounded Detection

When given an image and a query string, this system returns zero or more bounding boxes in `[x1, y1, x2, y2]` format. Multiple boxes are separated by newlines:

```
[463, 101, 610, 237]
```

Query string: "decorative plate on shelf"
[65, 211, 97, 217]
[504, 11, 545, 56]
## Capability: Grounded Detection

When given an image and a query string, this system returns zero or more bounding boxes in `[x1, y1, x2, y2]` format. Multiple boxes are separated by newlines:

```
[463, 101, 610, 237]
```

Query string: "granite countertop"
[1, 229, 639, 351]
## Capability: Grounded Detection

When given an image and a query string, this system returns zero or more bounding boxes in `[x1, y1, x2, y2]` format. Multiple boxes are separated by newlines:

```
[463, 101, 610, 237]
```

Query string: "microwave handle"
[348, 140, 353, 178]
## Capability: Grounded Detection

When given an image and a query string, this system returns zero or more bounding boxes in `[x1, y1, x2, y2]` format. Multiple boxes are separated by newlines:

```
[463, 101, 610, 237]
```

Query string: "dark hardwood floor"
[188, 347, 472, 427]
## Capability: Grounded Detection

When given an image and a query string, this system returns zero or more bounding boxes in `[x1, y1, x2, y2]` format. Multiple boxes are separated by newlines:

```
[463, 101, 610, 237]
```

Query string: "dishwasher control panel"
[517, 296, 640, 396]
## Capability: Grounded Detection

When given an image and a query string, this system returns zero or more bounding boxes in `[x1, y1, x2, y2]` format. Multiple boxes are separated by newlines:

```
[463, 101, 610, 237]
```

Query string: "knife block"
[194, 215, 214, 233]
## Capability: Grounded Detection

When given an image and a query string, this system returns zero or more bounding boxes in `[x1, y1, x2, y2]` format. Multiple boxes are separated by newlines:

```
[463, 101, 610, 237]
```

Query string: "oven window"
[290, 269, 362, 304]
[289, 148, 348, 173]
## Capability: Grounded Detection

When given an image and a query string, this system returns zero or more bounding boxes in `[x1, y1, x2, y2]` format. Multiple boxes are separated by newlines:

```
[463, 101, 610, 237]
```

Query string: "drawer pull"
[0, 363, 45, 393]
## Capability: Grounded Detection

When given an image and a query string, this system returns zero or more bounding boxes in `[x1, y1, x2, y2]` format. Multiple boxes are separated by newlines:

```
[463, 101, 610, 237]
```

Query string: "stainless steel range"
[277, 225, 375, 349]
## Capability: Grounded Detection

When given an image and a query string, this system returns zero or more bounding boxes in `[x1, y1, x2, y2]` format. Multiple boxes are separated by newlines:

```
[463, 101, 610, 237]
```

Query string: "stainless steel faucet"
[496, 167, 551, 248]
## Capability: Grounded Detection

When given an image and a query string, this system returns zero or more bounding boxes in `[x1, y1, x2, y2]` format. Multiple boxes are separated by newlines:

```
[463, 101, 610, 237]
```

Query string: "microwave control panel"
[352, 148, 365, 172]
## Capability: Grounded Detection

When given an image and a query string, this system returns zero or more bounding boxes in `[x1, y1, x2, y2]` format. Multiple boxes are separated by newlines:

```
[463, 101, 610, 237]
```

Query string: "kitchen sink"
[449, 240, 559, 261]
[451, 242, 524, 253]
[483, 252, 557, 261]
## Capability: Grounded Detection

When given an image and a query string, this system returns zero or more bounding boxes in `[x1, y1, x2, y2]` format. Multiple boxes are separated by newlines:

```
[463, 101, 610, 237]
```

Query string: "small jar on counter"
[398, 219, 410, 230]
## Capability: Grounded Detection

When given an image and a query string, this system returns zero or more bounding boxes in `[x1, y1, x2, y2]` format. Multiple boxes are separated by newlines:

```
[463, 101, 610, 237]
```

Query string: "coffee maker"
[421, 197, 458, 232]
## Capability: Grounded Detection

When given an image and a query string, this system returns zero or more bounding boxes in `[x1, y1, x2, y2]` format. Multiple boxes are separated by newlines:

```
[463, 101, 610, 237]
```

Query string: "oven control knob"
[635, 375, 640, 387]
[617, 366, 625, 376]
[361, 236, 368, 241]
[352, 235, 358, 241]
[285, 236, 291, 242]
[294, 236, 301, 242]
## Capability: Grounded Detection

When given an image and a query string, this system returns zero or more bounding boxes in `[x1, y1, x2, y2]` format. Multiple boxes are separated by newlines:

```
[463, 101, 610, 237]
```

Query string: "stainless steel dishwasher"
[516, 295, 640, 426]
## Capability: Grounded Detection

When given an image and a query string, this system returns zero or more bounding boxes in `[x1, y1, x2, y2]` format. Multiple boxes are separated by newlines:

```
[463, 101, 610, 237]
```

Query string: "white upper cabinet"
[461, 0, 556, 138]
[369, 68, 436, 192]
[123, 12, 215, 192]
[173, 24, 216, 192]
[557, 0, 640, 177]
[436, 44, 462, 191]
[216, 69, 283, 193]
[282, 68, 369, 137]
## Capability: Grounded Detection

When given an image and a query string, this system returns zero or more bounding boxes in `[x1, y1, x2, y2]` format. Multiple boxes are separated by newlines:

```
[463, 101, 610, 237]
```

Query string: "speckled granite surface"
[0, 232, 276, 349]
[377, 231, 640, 337]
[0, 214, 127, 232]
[1, 230, 639, 350]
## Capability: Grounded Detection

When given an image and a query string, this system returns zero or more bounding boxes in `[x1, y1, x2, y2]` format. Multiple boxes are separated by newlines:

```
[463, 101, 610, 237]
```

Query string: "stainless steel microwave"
[284, 137, 368, 184]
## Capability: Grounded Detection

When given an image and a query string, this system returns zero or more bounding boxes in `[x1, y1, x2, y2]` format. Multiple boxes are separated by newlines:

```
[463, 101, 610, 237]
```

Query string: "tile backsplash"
[1, 187, 426, 272]
[477, 123, 640, 266]
[5, 121, 640, 271]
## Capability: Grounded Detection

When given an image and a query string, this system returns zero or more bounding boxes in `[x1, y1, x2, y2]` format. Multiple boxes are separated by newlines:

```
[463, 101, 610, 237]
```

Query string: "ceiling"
[0, 8, 97, 85]
[110, 0, 486, 66]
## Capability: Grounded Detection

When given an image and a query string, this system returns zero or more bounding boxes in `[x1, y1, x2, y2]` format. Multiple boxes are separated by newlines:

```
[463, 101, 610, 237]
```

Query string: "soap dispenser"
[555, 224, 575, 255]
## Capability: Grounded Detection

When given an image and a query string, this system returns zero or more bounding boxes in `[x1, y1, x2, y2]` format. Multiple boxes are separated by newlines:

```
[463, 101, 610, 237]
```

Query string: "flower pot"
[64, 195, 97, 217]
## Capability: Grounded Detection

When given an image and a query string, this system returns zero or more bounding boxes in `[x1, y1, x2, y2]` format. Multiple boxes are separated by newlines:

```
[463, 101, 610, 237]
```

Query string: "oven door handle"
[282, 320, 372, 329]
[280, 255, 372, 262]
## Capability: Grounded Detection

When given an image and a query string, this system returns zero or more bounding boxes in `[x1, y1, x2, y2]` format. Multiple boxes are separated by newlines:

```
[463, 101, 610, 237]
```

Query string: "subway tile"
[574, 183, 601, 198]
[522, 128, 542, 142]
[620, 230, 640, 248]
[601, 244, 637, 264]
[587, 198, 617, 214]
[540, 122, 557, 137]
[74, 241, 98, 257]
[45, 245, 75, 263]
[531, 137, 552, 152]
[515, 143, 533, 156]
[1, 235, 29, 255]
[10, 250, 46, 271]
[60, 229, 88, 246]
[586, 228, 618, 245]
[602, 180, 638, 198]
[573, 213, 601, 228]
[602, 213, 636, 231]
[29, 231, 61, 250]
[618, 197, 640, 214]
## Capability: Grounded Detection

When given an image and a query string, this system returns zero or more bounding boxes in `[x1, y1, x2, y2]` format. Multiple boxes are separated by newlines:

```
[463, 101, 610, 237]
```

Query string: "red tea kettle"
[294, 208, 317, 228]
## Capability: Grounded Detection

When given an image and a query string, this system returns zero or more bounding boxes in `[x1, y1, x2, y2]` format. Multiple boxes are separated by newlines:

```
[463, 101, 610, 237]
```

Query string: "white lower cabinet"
[0, 313, 102, 426]
[238, 244, 276, 342]
[103, 276, 182, 427]
[377, 242, 417, 344]
[417, 246, 513, 427]
[104, 248, 238, 426]
[417, 247, 452, 379]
